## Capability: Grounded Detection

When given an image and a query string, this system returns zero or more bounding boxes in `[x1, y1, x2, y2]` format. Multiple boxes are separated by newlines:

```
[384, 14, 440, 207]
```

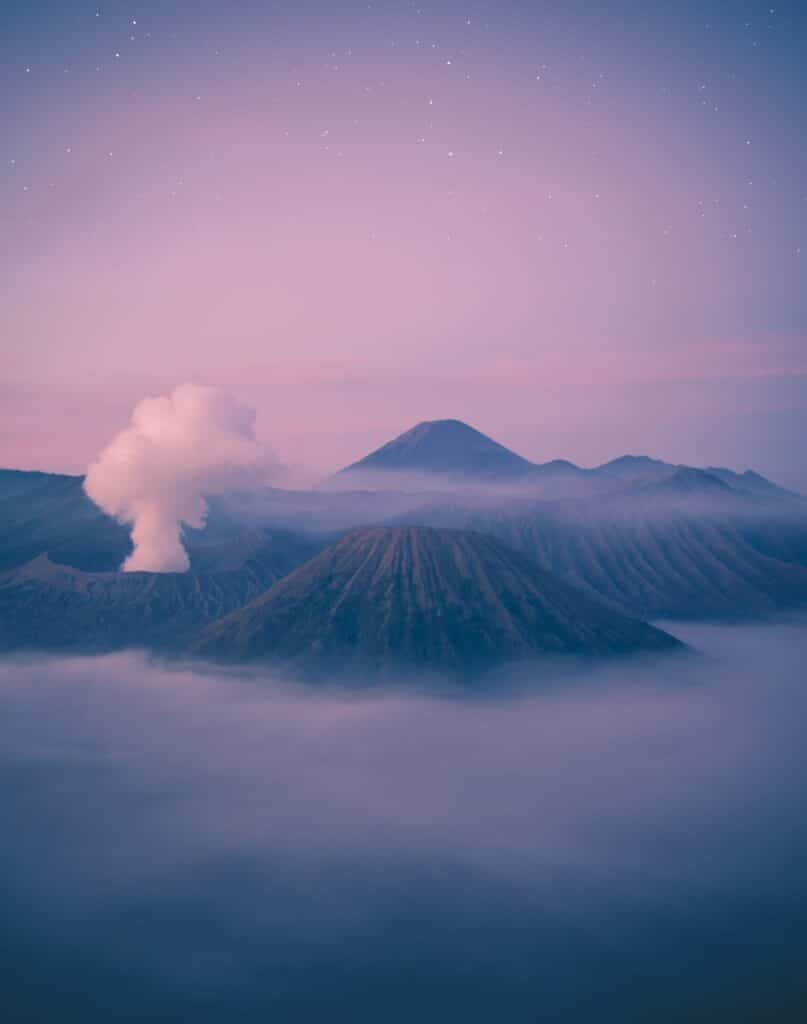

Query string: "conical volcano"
[194, 526, 681, 673]
[332, 419, 535, 485]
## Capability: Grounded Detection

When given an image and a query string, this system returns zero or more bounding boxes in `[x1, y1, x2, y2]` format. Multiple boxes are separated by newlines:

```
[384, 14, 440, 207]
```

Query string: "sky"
[1, 1, 806, 487]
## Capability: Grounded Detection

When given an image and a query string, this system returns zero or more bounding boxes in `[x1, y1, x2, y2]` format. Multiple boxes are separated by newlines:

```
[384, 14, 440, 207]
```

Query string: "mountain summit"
[333, 419, 535, 485]
[329, 420, 800, 499]
[193, 526, 681, 673]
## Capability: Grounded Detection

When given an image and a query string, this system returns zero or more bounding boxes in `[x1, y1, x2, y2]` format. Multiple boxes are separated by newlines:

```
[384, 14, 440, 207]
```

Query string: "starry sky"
[2, 1, 806, 487]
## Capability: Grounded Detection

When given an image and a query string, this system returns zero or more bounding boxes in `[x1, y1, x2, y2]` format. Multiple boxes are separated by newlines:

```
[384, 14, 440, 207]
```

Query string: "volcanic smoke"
[84, 383, 269, 572]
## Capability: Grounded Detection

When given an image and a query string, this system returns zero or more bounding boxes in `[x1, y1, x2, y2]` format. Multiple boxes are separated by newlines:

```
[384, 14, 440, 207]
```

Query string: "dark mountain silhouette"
[0, 468, 70, 501]
[329, 423, 799, 501]
[596, 454, 675, 484]
[0, 470, 131, 571]
[0, 469, 325, 577]
[641, 466, 735, 497]
[0, 545, 320, 653]
[705, 466, 799, 499]
[331, 419, 536, 484]
[329, 420, 610, 497]
[193, 526, 681, 672]
[594, 456, 798, 500]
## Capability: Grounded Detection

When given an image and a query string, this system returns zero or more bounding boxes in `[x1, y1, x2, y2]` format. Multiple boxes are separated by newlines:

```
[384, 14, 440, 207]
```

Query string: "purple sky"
[2, 2, 805, 488]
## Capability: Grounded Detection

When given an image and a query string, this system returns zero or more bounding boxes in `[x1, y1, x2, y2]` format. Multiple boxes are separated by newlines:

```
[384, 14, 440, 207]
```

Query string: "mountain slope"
[596, 455, 675, 485]
[0, 470, 326, 580]
[0, 471, 132, 571]
[0, 469, 71, 501]
[705, 466, 800, 499]
[638, 466, 737, 501]
[0, 533, 321, 653]
[194, 526, 681, 672]
[432, 500, 807, 621]
[332, 419, 535, 484]
[329, 420, 609, 497]
[331, 422, 801, 501]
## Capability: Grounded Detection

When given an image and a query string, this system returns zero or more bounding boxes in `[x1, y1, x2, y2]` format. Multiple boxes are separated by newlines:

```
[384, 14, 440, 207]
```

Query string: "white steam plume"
[84, 384, 272, 572]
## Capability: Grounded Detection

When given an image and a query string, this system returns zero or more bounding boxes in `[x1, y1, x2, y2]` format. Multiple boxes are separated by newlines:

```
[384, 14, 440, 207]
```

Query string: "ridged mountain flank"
[0, 527, 322, 653]
[194, 526, 681, 673]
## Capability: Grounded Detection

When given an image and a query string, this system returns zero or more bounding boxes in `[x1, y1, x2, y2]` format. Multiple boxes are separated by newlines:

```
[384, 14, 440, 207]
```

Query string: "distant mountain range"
[329, 418, 799, 499]
[0, 418, 805, 672]
[331, 419, 598, 493]
[194, 527, 681, 673]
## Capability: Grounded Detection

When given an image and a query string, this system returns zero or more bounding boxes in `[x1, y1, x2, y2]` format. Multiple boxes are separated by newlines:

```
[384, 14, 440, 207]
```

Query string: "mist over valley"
[2, 620, 807, 1021]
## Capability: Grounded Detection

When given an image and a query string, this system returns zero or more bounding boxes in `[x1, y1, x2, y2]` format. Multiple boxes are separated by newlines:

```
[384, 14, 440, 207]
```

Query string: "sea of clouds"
[2, 620, 807, 1022]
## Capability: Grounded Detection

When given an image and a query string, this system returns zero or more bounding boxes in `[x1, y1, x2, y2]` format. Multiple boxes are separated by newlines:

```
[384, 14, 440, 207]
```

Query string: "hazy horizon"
[2, 405, 805, 494]
[2, 1, 806, 490]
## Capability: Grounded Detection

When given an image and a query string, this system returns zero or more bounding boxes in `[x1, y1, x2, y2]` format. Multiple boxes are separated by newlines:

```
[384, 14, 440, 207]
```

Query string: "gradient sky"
[2, 1, 805, 487]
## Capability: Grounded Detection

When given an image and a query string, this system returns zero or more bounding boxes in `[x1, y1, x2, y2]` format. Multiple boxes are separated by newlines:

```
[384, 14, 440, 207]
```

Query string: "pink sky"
[2, 2, 805, 488]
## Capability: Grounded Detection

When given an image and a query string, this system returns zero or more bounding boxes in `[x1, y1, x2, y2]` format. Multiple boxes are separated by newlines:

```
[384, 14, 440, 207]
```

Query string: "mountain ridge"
[325, 420, 798, 498]
[193, 526, 682, 673]
[0, 528, 323, 653]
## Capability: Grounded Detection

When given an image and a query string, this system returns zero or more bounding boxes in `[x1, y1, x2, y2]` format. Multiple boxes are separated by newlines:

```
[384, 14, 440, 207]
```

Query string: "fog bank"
[1, 621, 807, 1021]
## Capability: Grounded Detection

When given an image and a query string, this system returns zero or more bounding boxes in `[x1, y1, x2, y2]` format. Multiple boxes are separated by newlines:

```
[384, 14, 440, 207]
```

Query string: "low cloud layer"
[1, 620, 807, 1021]
[84, 384, 273, 572]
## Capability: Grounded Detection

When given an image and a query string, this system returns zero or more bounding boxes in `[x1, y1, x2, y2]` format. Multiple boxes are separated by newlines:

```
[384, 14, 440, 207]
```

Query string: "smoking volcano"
[84, 384, 272, 572]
